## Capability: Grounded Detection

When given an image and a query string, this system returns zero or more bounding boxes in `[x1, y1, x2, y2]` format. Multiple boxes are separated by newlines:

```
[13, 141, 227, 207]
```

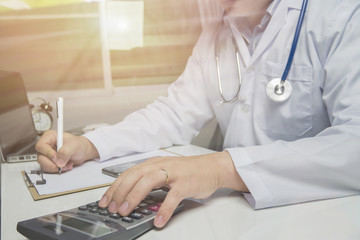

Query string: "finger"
[61, 161, 74, 172]
[55, 145, 74, 168]
[37, 153, 74, 173]
[99, 162, 157, 209]
[37, 153, 59, 173]
[35, 131, 57, 162]
[154, 186, 185, 228]
[107, 167, 146, 213]
[98, 175, 125, 208]
[117, 170, 166, 216]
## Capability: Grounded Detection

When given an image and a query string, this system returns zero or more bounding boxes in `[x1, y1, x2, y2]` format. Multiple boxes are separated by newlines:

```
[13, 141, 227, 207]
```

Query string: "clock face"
[32, 111, 52, 133]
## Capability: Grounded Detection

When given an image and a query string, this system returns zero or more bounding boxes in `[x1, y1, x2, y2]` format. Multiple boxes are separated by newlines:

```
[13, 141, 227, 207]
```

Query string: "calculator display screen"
[62, 217, 112, 237]
[40, 213, 116, 238]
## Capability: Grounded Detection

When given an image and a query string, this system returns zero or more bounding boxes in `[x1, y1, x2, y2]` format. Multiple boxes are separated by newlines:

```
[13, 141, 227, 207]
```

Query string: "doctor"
[36, 0, 360, 228]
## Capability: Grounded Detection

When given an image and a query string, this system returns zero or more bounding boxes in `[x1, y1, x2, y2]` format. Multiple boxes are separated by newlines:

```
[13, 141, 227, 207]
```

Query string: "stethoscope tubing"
[281, 0, 309, 82]
[215, 27, 243, 103]
[215, 0, 309, 103]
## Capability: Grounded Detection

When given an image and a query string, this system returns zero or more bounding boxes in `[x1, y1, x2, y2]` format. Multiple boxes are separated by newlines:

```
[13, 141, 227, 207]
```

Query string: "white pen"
[56, 97, 64, 175]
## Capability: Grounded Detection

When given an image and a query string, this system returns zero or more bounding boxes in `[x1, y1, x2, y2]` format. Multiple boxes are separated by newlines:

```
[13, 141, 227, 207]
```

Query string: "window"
[0, 0, 202, 91]
[110, 0, 202, 86]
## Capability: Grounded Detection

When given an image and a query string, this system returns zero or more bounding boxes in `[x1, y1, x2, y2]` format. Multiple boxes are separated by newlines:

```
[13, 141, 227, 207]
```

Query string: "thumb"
[55, 146, 72, 168]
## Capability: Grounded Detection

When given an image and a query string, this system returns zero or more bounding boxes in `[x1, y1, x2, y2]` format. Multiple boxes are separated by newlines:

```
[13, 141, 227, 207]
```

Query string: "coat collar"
[248, 0, 304, 67]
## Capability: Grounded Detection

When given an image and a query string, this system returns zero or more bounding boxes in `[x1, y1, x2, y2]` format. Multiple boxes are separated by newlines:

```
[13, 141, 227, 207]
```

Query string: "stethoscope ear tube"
[215, 24, 242, 104]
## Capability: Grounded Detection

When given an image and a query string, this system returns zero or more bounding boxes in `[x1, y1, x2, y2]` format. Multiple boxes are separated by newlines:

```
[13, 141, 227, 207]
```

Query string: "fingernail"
[154, 214, 164, 227]
[57, 159, 65, 167]
[99, 196, 107, 207]
[61, 165, 69, 171]
[119, 201, 129, 214]
[61, 163, 73, 172]
[108, 201, 117, 213]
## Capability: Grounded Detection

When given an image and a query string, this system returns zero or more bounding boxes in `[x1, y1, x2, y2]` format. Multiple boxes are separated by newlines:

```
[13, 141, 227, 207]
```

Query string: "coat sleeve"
[227, 4, 360, 209]
[83, 32, 215, 161]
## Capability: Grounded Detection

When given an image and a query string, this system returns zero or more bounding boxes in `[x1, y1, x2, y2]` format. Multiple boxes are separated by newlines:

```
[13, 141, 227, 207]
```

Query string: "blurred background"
[0, 0, 223, 145]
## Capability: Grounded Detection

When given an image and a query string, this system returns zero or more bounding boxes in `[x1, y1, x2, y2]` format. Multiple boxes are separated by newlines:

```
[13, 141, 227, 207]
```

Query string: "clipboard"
[21, 149, 180, 201]
[21, 170, 111, 201]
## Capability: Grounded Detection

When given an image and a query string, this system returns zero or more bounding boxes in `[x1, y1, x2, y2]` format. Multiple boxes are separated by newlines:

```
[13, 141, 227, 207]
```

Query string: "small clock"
[29, 97, 53, 135]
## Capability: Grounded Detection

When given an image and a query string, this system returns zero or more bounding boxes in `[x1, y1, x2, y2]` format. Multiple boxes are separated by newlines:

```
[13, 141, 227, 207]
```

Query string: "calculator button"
[137, 209, 153, 215]
[109, 213, 121, 219]
[87, 202, 98, 208]
[129, 212, 144, 220]
[146, 195, 158, 201]
[143, 199, 156, 205]
[122, 217, 134, 223]
[78, 205, 88, 211]
[151, 197, 163, 202]
[99, 210, 110, 216]
[139, 202, 148, 208]
[89, 208, 99, 213]
[102, 218, 111, 223]
[97, 206, 108, 211]
[148, 205, 160, 211]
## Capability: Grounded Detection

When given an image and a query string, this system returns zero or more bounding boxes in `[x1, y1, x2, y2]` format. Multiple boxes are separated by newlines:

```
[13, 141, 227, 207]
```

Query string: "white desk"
[2, 145, 360, 240]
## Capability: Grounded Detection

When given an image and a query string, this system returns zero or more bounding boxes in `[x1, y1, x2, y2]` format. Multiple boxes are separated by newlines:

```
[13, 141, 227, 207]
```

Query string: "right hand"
[35, 130, 99, 173]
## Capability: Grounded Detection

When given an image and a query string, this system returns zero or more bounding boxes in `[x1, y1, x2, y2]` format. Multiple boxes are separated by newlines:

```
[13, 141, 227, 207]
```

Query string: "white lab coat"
[85, 0, 360, 209]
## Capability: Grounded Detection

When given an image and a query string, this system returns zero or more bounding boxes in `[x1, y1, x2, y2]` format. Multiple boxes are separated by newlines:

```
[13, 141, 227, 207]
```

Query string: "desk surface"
[2, 145, 360, 240]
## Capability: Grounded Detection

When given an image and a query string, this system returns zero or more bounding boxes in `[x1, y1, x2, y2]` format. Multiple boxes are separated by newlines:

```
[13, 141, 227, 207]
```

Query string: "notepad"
[23, 150, 177, 200]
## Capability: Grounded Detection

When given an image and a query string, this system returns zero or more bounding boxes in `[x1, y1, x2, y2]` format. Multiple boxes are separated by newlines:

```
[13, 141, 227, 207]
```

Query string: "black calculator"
[17, 189, 184, 240]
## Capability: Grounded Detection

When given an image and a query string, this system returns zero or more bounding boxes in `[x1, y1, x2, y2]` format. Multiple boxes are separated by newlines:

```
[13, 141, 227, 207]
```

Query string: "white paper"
[27, 150, 176, 196]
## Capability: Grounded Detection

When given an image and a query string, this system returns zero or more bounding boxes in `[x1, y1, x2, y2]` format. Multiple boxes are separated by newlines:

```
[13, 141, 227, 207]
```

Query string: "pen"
[56, 97, 64, 175]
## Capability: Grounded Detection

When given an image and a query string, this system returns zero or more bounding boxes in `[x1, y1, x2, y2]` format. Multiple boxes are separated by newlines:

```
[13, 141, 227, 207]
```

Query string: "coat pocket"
[255, 61, 313, 137]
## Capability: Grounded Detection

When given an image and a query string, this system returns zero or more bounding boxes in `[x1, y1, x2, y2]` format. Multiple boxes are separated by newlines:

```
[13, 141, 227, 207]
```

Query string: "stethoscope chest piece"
[266, 78, 292, 102]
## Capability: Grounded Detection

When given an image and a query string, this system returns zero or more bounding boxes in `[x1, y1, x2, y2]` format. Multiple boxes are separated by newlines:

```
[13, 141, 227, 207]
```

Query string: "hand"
[98, 151, 248, 228]
[35, 130, 99, 173]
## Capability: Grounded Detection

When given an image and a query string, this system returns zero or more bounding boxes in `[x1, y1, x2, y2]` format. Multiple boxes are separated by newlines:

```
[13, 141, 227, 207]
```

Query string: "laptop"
[0, 70, 38, 162]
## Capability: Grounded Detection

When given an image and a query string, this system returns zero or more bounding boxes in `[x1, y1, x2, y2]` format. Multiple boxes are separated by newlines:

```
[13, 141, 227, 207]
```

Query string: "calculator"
[17, 188, 184, 240]
[102, 158, 148, 178]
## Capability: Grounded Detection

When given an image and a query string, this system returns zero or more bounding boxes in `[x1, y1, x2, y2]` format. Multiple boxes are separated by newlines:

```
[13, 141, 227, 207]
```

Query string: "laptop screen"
[0, 70, 37, 157]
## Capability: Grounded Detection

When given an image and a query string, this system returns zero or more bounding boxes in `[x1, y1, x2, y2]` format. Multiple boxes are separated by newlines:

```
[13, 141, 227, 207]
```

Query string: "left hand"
[98, 151, 248, 228]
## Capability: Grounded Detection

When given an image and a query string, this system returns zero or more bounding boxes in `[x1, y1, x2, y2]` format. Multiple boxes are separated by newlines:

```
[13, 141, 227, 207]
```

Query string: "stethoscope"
[215, 0, 309, 103]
